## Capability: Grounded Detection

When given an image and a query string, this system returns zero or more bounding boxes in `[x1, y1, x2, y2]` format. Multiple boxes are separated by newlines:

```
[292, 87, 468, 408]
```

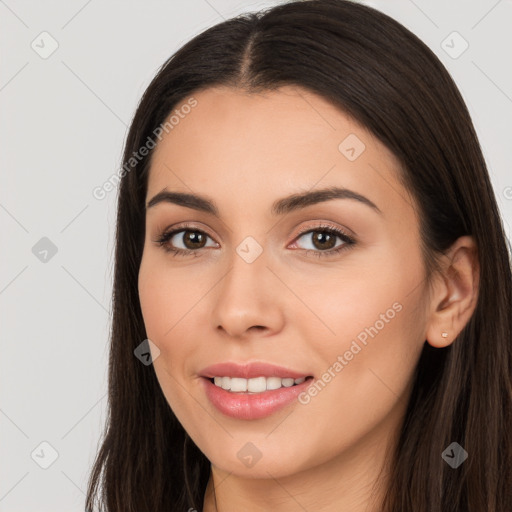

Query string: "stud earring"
[441, 332, 448, 338]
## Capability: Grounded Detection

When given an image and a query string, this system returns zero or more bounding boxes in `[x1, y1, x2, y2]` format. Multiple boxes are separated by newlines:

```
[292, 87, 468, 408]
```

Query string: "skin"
[137, 85, 479, 511]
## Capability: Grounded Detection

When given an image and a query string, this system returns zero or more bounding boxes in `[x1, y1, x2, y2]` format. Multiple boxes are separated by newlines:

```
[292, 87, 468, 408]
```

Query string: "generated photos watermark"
[92, 96, 198, 200]
[298, 301, 403, 405]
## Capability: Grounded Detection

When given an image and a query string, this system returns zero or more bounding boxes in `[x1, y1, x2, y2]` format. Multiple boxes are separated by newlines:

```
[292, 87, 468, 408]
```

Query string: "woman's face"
[138, 85, 430, 482]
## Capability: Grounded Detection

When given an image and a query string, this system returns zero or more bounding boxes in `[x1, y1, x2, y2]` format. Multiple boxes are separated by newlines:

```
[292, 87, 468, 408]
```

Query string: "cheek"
[137, 255, 213, 390]
[138, 259, 189, 392]
[304, 247, 426, 385]
[291, 295, 424, 464]
[292, 264, 402, 348]
[138, 259, 199, 417]
[138, 256, 201, 340]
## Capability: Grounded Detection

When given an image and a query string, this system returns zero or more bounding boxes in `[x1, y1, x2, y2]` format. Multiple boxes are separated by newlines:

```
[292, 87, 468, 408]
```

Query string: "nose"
[210, 244, 285, 340]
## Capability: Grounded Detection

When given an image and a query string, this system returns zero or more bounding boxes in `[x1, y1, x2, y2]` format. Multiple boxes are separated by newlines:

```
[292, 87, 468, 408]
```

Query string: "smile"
[211, 376, 307, 393]
[201, 375, 314, 420]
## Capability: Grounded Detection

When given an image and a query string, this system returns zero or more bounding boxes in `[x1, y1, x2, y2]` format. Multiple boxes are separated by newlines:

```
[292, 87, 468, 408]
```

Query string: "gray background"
[1, 0, 511, 510]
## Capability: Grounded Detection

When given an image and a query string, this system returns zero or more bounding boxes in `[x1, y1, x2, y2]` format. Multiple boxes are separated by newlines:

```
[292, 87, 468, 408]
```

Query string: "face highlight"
[137, 85, 431, 503]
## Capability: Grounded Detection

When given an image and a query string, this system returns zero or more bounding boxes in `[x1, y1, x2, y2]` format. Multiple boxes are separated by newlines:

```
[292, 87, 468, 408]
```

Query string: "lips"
[198, 361, 314, 419]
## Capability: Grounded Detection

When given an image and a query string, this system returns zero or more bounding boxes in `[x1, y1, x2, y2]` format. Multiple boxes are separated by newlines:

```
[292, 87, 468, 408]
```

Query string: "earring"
[441, 332, 448, 338]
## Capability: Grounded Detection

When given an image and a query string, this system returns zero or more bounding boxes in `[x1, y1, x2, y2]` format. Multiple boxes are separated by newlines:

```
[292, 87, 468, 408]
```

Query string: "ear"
[425, 235, 480, 348]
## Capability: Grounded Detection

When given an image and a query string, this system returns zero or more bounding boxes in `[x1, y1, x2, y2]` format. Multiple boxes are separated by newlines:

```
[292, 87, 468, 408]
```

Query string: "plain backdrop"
[1, 0, 511, 510]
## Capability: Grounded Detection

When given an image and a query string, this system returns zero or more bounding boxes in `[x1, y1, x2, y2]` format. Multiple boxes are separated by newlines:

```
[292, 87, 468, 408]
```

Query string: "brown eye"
[309, 231, 337, 250]
[154, 226, 217, 256]
[292, 224, 356, 259]
[180, 230, 208, 249]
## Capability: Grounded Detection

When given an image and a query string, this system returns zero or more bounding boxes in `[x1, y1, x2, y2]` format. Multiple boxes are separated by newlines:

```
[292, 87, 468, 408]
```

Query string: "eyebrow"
[146, 186, 382, 216]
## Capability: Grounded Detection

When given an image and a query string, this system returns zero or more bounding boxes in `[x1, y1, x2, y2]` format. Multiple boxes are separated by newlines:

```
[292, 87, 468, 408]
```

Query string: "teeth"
[212, 376, 307, 393]
[267, 376, 283, 390]
[248, 376, 266, 392]
[221, 376, 230, 390]
[230, 377, 247, 392]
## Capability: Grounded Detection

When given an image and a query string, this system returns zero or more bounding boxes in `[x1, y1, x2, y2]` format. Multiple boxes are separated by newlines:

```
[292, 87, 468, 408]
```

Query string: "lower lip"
[201, 377, 313, 420]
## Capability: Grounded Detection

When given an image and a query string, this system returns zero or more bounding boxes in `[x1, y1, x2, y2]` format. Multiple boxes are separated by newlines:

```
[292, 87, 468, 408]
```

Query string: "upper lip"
[200, 361, 312, 380]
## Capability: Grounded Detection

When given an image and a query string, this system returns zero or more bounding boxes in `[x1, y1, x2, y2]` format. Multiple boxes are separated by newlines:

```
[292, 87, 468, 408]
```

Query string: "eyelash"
[153, 222, 356, 259]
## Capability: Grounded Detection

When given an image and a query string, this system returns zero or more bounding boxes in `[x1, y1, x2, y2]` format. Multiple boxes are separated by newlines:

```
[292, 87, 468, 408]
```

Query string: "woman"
[85, 0, 512, 510]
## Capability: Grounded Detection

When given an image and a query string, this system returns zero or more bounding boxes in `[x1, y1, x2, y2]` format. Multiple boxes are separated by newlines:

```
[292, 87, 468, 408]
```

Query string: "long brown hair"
[85, 1, 512, 510]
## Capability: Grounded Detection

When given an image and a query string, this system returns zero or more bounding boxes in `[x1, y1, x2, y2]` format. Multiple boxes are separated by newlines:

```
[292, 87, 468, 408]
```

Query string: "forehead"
[146, 85, 414, 223]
